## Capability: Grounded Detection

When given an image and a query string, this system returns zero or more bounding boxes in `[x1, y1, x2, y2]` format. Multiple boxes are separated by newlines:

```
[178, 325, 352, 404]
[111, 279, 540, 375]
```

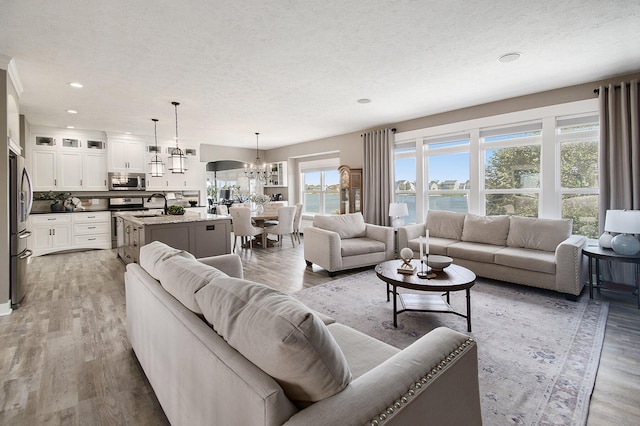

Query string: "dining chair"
[264, 206, 297, 247]
[229, 207, 265, 251]
[216, 204, 229, 215]
[292, 203, 303, 244]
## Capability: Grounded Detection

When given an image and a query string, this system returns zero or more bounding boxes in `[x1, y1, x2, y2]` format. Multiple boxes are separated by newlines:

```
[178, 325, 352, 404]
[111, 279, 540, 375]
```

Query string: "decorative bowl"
[426, 255, 453, 271]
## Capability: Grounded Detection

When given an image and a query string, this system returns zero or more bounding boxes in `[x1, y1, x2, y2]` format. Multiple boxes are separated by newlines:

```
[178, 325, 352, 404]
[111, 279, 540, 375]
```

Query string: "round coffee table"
[375, 259, 476, 332]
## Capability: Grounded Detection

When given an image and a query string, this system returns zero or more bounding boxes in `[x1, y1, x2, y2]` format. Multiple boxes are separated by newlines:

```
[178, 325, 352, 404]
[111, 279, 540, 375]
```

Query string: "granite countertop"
[115, 211, 229, 226]
[31, 208, 111, 214]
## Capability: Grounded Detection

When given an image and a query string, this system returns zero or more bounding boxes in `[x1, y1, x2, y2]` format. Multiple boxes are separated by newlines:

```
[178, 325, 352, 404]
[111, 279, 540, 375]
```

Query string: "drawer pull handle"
[88, 226, 96, 229]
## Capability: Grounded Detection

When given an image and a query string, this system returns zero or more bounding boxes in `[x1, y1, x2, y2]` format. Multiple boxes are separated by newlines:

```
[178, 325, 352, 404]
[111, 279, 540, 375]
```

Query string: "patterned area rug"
[295, 269, 608, 426]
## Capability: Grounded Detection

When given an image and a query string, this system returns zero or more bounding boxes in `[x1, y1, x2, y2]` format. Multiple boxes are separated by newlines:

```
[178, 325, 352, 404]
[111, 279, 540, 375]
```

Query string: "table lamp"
[389, 203, 409, 229]
[605, 209, 640, 256]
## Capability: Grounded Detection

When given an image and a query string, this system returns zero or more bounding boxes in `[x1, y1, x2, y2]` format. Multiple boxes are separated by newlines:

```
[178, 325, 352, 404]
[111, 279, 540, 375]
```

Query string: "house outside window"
[394, 146, 417, 223]
[425, 134, 470, 214]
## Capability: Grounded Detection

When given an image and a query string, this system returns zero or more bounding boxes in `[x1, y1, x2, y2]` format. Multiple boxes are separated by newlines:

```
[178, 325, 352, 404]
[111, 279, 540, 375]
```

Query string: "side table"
[582, 240, 640, 308]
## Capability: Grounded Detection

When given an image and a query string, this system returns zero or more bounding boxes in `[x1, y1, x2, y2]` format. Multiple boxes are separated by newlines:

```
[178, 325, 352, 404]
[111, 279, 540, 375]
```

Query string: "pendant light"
[149, 118, 164, 177]
[244, 132, 269, 181]
[169, 101, 187, 174]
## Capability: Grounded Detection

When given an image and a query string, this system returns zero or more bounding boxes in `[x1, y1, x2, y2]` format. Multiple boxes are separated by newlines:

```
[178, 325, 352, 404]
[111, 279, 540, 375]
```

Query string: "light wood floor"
[1, 241, 638, 425]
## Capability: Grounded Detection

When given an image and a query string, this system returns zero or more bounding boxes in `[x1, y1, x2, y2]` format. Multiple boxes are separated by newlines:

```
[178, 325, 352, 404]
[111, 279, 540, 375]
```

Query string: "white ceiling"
[1, 0, 639, 149]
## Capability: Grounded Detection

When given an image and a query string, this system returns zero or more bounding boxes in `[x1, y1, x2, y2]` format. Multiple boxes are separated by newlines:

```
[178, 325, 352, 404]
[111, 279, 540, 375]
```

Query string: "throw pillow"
[157, 254, 226, 313]
[195, 277, 352, 407]
[461, 213, 510, 246]
[313, 212, 367, 239]
[139, 241, 195, 280]
[507, 216, 572, 252]
[426, 210, 466, 240]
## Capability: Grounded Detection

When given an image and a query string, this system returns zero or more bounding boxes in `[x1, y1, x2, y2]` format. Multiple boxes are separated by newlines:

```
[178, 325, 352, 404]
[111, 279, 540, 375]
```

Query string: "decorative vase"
[51, 202, 64, 212]
[255, 203, 265, 214]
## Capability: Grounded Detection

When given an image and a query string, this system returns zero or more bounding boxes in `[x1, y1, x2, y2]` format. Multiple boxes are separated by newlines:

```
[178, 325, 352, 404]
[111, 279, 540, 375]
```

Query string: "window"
[425, 134, 470, 214]
[394, 146, 417, 223]
[481, 123, 542, 217]
[557, 115, 599, 238]
[302, 169, 340, 215]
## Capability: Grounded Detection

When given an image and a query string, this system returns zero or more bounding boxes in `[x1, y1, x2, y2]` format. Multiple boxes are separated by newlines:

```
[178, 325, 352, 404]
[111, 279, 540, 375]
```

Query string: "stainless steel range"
[108, 197, 148, 248]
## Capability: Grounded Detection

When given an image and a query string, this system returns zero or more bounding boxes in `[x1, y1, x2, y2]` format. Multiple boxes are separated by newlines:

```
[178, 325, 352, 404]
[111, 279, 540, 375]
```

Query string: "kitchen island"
[115, 211, 232, 264]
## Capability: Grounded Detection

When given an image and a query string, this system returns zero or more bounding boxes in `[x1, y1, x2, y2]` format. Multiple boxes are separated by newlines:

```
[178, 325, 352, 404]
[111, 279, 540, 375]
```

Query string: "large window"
[425, 134, 470, 214]
[393, 99, 600, 237]
[557, 115, 599, 238]
[394, 146, 417, 223]
[302, 169, 340, 215]
[482, 123, 542, 217]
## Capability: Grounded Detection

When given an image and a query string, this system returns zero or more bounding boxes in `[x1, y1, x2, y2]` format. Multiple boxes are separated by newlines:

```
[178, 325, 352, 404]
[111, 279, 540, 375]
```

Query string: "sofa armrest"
[365, 224, 396, 260]
[197, 254, 244, 279]
[303, 226, 343, 272]
[397, 223, 426, 251]
[555, 235, 587, 296]
[284, 327, 481, 426]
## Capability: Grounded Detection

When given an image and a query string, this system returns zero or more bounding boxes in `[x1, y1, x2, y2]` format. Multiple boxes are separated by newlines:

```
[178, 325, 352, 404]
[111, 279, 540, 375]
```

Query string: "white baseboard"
[0, 301, 12, 316]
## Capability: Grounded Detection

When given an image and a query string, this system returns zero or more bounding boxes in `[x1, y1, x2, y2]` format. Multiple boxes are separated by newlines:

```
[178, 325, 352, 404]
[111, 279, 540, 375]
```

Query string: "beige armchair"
[303, 212, 394, 276]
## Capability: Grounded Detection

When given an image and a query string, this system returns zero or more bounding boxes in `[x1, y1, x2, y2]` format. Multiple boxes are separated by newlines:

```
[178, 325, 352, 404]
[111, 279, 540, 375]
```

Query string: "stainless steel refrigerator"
[9, 149, 33, 308]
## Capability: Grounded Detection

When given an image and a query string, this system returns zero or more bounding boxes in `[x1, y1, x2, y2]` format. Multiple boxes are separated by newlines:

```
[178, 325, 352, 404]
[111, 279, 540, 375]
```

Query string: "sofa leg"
[328, 271, 338, 277]
[565, 294, 579, 302]
[305, 260, 312, 267]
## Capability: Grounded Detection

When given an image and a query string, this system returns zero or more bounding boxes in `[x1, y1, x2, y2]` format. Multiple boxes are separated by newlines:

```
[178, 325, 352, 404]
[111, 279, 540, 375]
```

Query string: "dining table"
[241, 212, 279, 248]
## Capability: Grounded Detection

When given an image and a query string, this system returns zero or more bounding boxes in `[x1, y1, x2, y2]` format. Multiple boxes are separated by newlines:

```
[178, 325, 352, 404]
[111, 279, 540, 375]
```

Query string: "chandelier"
[244, 132, 269, 181]
[149, 118, 164, 177]
[168, 101, 187, 174]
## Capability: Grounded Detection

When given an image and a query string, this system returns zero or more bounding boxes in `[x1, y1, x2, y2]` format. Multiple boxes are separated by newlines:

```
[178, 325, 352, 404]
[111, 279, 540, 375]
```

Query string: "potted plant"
[249, 193, 271, 213]
[36, 191, 71, 212]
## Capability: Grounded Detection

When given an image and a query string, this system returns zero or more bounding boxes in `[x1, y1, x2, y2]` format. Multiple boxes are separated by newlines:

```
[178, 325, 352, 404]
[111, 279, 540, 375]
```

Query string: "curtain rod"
[594, 83, 624, 94]
[360, 128, 396, 137]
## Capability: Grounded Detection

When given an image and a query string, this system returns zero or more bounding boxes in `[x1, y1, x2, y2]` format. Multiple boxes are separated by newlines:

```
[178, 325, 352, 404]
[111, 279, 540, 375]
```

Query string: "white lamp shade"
[389, 203, 409, 217]
[604, 210, 640, 234]
[149, 156, 164, 177]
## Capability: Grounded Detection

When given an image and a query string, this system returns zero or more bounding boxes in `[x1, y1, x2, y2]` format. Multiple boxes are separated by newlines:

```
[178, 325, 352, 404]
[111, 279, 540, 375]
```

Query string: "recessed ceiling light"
[124, 132, 132, 135]
[497, 52, 522, 63]
[357, 98, 372, 104]
[66, 109, 78, 114]
[66, 125, 75, 129]
[69, 82, 83, 88]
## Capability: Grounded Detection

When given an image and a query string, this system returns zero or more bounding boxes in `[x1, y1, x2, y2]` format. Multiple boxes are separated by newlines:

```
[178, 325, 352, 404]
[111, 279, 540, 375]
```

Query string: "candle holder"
[417, 253, 431, 279]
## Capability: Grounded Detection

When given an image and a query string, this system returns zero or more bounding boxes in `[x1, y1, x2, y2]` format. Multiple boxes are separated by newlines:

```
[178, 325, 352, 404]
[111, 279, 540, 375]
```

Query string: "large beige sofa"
[126, 241, 481, 426]
[304, 212, 395, 276]
[398, 211, 587, 297]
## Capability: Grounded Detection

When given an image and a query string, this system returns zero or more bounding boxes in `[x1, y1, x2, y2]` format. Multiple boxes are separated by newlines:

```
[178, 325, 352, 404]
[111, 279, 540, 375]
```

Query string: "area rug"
[294, 270, 608, 426]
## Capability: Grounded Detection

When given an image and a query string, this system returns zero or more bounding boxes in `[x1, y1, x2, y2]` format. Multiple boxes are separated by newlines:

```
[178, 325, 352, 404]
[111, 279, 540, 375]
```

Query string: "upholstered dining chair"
[264, 206, 297, 247]
[292, 203, 303, 244]
[216, 204, 229, 215]
[229, 207, 265, 251]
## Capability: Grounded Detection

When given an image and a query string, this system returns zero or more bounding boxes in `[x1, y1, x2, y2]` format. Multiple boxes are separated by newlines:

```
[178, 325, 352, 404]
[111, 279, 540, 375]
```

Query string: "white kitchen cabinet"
[84, 151, 108, 190]
[30, 128, 108, 191]
[72, 212, 111, 249]
[30, 214, 73, 256]
[109, 138, 146, 172]
[32, 150, 57, 190]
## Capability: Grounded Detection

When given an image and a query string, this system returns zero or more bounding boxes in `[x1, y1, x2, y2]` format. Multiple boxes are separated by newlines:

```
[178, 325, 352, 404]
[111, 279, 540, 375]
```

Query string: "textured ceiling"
[1, 0, 639, 149]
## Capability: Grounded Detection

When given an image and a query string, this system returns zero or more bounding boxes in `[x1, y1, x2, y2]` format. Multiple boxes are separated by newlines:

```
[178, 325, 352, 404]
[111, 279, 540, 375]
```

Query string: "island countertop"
[114, 211, 230, 226]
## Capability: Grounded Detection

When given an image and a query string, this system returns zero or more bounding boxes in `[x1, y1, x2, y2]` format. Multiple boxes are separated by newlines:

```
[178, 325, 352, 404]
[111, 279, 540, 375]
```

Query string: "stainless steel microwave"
[108, 172, 146, 191]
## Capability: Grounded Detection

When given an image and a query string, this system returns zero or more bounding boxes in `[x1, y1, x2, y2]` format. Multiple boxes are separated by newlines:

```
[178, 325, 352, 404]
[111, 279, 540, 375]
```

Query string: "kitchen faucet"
[147, 193, 168, 215]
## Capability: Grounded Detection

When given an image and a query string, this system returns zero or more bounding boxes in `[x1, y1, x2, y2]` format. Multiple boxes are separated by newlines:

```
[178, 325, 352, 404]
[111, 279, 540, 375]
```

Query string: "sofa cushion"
[157, 254, 227, 314]
[195, 277, 352, 407]
[340, 238, 386, 257]
[507, 216, 572, 252]
[494, 247, 556, 274]
[313, 213, 367, 239]
[408, 237, 458, 256]
[447, 241, 504, 263]
[140, 240, 196, 280]
[461, 214, 510, 246]
[426, 210, 466, 240]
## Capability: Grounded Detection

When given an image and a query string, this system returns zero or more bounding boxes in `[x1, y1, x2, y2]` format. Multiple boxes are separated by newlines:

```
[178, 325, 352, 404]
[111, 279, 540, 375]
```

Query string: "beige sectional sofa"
[398, 211, 587, 297]
[303, 212, 395, 276]
[126, 241, 482, 426]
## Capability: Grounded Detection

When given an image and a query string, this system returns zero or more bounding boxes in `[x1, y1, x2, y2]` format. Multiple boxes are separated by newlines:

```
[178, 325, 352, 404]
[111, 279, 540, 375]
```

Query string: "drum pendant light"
[169, 101, 187, 174]
[149, 118, 164, 177]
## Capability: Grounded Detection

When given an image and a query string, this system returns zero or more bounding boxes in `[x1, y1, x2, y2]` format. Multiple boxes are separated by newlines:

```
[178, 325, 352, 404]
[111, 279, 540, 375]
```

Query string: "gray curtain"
[597, 80, 639, 284]
[598, 79, 640, 227]
[362, 128, 394, 226]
